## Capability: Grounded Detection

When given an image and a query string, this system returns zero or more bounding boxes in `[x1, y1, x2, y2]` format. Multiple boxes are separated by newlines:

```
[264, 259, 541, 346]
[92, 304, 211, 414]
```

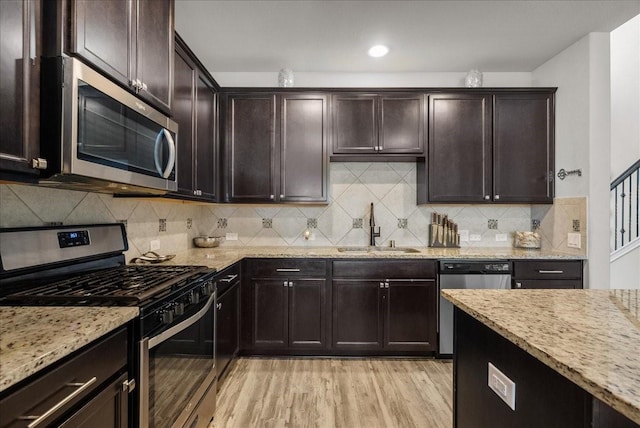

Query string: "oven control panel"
[58, 230, 90, 248]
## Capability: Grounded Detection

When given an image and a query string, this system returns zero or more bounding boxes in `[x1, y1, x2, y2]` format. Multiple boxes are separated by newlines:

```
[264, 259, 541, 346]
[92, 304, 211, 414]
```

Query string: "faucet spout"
[369, 202, 381, 246]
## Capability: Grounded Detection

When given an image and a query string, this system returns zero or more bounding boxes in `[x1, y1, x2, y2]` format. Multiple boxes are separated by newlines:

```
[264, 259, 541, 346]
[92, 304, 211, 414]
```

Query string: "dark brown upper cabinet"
[68, 0, 174, 113]
[493, 92, 554, 203]
[332, 92, 425, 158]
[0, 0, 42, 181]
[171, 36, 218, 202]
[224, 92, 328, 203]
[426, 93, 492, 203]
[418, 89, 555, 204]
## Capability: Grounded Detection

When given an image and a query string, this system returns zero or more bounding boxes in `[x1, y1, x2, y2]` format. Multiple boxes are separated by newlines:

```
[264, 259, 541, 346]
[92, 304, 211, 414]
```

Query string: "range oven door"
[139, 292, 217, 428]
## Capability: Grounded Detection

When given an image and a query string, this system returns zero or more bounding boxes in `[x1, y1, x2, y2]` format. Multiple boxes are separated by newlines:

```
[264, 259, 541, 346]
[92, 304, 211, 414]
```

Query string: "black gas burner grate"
[5, 265, 208, 304]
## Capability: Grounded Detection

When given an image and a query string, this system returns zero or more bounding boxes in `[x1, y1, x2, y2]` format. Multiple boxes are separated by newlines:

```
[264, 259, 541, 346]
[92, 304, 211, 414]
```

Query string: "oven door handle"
[148, 291, 216, 349]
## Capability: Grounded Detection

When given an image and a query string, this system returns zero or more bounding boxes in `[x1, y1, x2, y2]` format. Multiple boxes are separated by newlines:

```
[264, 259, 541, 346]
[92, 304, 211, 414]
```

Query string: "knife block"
[428, 224, 460, 248]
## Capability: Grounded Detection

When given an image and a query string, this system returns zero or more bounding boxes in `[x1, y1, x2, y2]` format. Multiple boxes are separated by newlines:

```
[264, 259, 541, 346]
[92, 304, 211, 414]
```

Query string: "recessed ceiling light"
[368, 45, 389, 58]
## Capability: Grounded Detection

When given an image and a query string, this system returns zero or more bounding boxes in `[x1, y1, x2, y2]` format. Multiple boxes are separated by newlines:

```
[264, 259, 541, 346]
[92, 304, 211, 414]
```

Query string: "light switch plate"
[459, 230, 469, 242]
[495, 233, 508, 242]
[469, 234, 482, 242]
[150, 240, 160, 251]
[567, 232, 581, 249]
[488, 362, 516, 411]
[226, 232, 238, 241]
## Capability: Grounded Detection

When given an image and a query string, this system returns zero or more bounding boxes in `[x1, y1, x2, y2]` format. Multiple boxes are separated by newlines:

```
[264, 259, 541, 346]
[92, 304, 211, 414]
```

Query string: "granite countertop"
[0, 306, 139, 393]
[164, 246, 584, 271]
[441, 289, 640, 424]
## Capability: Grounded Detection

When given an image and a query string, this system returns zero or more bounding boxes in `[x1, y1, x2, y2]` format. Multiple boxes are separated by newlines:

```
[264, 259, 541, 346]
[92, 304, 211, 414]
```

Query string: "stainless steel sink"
[337, 246, 420, 254]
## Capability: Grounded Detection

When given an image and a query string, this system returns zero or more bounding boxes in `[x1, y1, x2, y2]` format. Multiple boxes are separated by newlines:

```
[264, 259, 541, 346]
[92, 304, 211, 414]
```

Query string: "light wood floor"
[211, 357, 453, 428]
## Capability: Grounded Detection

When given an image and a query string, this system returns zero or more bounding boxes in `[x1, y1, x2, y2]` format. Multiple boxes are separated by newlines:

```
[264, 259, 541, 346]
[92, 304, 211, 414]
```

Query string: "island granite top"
[441, 288, 640, 424]
[0, 306, 138, 393]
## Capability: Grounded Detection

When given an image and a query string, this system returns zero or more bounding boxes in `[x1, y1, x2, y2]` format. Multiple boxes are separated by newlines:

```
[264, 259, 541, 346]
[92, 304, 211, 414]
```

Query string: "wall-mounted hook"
[557, 168, 582, 180]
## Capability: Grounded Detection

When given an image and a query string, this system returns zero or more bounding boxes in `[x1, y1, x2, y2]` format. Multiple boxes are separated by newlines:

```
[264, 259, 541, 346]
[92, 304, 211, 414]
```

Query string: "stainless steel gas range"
[0, 223, 217, 428]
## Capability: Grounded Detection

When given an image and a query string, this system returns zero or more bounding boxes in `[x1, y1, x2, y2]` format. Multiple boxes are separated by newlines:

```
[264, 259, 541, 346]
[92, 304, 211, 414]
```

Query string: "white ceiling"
[175, 0, 640, 74]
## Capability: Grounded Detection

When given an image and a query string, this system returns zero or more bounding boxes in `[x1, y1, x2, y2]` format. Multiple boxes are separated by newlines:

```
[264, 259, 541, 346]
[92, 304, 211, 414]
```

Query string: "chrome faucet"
[369, 202, 381, 246]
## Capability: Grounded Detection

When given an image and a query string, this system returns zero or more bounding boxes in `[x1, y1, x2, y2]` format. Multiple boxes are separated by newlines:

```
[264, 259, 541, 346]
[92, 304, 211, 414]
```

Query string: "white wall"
[610, 15, 640, 179]
[213, 71, 532, 87]
[532, 33, 612, 289]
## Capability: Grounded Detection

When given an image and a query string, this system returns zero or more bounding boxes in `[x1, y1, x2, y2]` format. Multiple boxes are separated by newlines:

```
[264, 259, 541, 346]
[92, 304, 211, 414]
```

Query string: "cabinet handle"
[219, 274, 238, 283]
[122, 378, 136, 393]
[515, 282, 522, 289]
[20, 377, 97, 427]
[379, 282, 384, 288]
[495, 194, 500, 200]
[270, 194, 275, 200]
[385, 282, 389, 289]
[283, 281, 288, 287]
[217, 303, 222, 310]
[280, 194, 285, 198]
[289, 281, 294, 288]
[538, 270, 564, 274]
[484, 195, 490, 200]
[276, 268, 300, 272]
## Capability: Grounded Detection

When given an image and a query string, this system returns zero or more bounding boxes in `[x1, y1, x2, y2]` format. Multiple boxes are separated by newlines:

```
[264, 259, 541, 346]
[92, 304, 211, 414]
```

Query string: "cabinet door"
[494, 92, 554, 203]
[0, 0, 40, 178]
[289, 278, 325, 348]
[136, 0, 173, 112]
[428, 94, 492, 202]
[173, 44, 196, 196]
[379, 94, 425, 154]
[252, 279, 288, 348]
[70, 0, 133, 88]
[332, 280, 383, 350]
[280, 94, 328, 202]
[58, 372, 128, 428]
[332, 94, 377, 153]
[216, 283, 239, 379]
[194, 76, 217, 200]
[385, 280, 437, 351]
[226, 94, 277, 202]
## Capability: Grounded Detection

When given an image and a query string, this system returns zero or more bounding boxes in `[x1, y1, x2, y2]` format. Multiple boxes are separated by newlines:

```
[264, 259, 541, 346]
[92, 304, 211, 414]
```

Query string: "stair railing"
[611, 159, 640, 252]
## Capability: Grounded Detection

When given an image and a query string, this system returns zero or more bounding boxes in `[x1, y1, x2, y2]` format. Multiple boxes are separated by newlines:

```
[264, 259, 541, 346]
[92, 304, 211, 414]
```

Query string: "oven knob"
[159, 309, 174, 325]
[174, 302, 185, 316]
[200, 283, 212, 298]
[188, 290, 199, 304]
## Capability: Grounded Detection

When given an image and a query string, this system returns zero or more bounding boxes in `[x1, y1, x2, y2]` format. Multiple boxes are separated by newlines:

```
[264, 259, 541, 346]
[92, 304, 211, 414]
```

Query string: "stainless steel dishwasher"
[438, 260, 511, 356]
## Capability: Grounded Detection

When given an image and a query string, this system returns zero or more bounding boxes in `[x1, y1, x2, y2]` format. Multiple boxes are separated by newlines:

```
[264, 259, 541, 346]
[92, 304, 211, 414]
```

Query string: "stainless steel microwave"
[39, 57, 178, 194]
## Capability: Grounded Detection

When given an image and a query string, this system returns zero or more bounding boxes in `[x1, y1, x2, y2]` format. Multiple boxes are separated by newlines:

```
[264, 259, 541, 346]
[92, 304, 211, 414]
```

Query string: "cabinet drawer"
[0, 328, 127, 427]
[512, 260, 582, 280]
[247, 259, 326, 278]
[513, 279, 582, 289]
[332, 260, 436, 279]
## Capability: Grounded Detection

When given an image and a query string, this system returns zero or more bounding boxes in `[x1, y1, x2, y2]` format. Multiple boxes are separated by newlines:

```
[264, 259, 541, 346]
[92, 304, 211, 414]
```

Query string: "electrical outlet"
[226, 232, 238, 241]
[488, 362, 516, 411]
[495, 233, 508, 242]
[567, 232, 581, 249]
[459, 230, 470, 242]
[150, 240, 160, 251]
[469, 234, 482, 242]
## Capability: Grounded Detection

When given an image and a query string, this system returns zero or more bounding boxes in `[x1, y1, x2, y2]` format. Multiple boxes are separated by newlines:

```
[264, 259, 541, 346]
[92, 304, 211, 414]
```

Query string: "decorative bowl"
[193, 236, 224, 248]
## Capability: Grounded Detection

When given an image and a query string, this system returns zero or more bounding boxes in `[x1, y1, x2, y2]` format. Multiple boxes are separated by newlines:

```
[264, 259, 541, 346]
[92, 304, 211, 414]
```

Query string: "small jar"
[465, 69, 483, 88]
[278, 68, 294, 87]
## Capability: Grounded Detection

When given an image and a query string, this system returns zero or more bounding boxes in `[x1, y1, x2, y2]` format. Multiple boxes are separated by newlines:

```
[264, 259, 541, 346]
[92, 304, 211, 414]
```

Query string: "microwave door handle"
[153, 129, 176, 178]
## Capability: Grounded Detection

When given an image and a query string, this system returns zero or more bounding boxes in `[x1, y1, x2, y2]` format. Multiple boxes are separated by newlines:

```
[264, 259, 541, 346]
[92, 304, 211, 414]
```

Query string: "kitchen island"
[442, 289, 640, 427]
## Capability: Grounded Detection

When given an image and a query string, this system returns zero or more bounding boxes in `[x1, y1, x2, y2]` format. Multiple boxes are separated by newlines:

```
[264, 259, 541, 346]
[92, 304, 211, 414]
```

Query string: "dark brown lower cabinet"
[331, 260, 438, 354]
[216, 279, 240, 382]
[0, 328, 131, 428]
[251, 277, 326, 350]
[454, 309, 638, 428]
[512, 260, 583, 289]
